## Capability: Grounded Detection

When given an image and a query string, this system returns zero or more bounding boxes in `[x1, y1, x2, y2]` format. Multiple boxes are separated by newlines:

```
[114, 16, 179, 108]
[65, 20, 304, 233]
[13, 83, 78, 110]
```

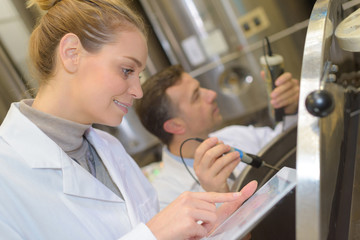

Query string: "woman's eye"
[122, 68, 134, 78]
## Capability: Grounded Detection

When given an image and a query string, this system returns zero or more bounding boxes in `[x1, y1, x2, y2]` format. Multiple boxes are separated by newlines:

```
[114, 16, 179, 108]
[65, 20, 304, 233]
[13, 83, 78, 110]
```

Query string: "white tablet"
[204, 167, 297, 240]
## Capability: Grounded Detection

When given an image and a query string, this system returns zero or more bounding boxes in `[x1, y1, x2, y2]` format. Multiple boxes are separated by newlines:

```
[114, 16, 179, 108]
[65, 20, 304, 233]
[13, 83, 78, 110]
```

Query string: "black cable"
[262, 36, 275, 83]
[265, 36, 273, 56]
[179, 137, 204, 185]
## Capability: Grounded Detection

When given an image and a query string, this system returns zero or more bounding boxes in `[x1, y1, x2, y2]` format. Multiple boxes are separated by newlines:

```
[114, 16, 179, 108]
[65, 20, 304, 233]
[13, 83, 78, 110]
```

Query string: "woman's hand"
[146, 180, 257, 240]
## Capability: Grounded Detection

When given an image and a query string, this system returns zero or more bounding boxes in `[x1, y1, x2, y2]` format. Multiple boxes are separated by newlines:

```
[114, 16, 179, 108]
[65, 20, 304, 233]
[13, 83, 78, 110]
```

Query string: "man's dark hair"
[135, 65, 184, 145]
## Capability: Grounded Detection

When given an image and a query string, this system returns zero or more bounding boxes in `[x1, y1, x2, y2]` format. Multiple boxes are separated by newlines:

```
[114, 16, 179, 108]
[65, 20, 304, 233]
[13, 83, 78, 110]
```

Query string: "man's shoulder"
[210, 124, 255, 137]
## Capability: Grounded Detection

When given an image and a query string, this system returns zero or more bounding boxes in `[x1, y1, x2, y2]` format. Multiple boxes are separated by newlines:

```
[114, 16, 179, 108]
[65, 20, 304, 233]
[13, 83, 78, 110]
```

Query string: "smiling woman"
[45, 29, 148, 126]
[0, 0, 257, 239]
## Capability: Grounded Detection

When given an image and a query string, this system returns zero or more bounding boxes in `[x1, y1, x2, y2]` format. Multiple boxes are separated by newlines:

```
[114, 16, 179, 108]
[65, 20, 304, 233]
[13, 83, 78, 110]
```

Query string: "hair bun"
[27, 0, 61, 11]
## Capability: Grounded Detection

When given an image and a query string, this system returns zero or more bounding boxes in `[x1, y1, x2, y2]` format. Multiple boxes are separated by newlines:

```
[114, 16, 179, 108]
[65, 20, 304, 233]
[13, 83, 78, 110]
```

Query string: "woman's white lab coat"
[0, 103, 159, 239]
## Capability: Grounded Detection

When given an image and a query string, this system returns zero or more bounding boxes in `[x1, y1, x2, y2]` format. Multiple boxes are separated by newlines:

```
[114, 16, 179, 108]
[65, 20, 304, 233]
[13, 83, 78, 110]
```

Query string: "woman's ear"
[58, 33, 82, 73]
[163, 118, 185, 135]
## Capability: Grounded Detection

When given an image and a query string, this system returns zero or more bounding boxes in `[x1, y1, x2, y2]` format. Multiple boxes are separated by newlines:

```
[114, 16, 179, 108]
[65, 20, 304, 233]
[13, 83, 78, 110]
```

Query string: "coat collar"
[162, 147, 199, 189]
[0, 103, 122, 203]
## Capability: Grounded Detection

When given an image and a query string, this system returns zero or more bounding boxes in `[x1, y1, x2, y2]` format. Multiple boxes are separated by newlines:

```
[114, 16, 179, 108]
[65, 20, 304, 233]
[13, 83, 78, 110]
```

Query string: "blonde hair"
[27, 0, 146, 85]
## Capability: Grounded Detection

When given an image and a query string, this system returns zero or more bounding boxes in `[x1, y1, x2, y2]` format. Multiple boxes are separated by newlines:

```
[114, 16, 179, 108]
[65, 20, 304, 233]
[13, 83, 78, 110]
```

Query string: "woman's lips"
[113, 99, 130, 114]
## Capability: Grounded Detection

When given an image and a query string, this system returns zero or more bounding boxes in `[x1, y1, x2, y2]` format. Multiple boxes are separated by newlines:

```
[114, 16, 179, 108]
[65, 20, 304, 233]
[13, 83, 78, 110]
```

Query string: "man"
[135, 64, 299, 209]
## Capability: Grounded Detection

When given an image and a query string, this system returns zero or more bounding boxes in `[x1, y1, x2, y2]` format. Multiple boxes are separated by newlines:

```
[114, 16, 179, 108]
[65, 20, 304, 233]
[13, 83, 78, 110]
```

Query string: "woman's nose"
[129, 77, 143, 99]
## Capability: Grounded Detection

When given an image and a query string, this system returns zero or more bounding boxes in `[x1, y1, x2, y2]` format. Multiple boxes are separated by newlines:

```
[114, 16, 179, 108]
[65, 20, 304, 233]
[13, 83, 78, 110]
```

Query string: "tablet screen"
[205, 167, 296, 240]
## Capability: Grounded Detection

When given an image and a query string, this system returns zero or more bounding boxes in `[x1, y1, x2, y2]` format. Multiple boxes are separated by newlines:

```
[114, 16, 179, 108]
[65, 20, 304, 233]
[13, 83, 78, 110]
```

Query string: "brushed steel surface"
[296, 0, 349, 239]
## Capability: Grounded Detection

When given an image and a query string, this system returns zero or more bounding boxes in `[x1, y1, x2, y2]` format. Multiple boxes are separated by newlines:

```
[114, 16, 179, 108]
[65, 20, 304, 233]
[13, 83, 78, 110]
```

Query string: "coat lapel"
[84, 129, 129, 202]
[61, 154, 123, 202]
[85, 128, 152, 226]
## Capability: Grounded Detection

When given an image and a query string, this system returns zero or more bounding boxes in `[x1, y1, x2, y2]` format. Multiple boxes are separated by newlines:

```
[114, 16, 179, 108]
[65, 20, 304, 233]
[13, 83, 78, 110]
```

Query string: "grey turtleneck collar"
[19, 99, 123, 198]
[19, 99, 91, 159]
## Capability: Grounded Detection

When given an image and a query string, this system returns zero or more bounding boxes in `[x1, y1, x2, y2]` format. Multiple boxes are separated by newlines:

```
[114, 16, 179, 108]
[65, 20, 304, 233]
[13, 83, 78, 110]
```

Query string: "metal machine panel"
[297, 0, 360, 239]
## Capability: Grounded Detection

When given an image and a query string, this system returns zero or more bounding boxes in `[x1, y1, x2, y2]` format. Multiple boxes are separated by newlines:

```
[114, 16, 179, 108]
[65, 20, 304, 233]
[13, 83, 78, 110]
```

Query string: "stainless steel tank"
[139, 0, 311, 124]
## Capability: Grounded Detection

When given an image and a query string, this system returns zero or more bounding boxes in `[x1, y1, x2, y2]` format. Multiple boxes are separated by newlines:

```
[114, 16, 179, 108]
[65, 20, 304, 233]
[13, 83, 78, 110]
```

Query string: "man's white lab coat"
[152, 117, 297, 210]
[0, 103, 159, 239]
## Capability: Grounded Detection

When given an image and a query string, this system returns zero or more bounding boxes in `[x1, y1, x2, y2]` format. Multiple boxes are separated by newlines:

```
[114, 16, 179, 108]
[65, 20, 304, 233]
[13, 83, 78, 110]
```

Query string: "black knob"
[305, 90, 335, 117]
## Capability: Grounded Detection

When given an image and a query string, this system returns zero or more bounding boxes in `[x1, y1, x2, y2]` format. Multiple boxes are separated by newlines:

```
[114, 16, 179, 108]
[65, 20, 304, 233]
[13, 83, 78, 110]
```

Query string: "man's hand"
[193, 137, 240, 193]
[262, 71, 300, 115]
[146, 181, 258, 240]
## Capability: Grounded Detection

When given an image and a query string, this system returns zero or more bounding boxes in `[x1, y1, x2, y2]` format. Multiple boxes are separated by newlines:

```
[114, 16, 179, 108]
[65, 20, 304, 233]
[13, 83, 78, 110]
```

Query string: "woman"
[0, 0, 256, 239]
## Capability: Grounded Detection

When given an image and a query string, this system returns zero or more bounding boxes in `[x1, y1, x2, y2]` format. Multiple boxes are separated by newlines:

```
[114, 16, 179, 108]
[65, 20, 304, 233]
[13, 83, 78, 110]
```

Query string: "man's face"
[166, 72, 223, 137]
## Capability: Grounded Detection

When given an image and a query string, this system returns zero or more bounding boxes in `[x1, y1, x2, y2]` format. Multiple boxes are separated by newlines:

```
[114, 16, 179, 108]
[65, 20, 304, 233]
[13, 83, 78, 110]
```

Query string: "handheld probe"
[193, 138, 279, 171]
[260, 37, 285, 122]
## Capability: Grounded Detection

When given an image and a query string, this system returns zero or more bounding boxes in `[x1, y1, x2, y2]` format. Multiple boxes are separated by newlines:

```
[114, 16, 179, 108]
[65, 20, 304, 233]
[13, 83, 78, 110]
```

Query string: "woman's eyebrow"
[124, 56, 142, 68]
